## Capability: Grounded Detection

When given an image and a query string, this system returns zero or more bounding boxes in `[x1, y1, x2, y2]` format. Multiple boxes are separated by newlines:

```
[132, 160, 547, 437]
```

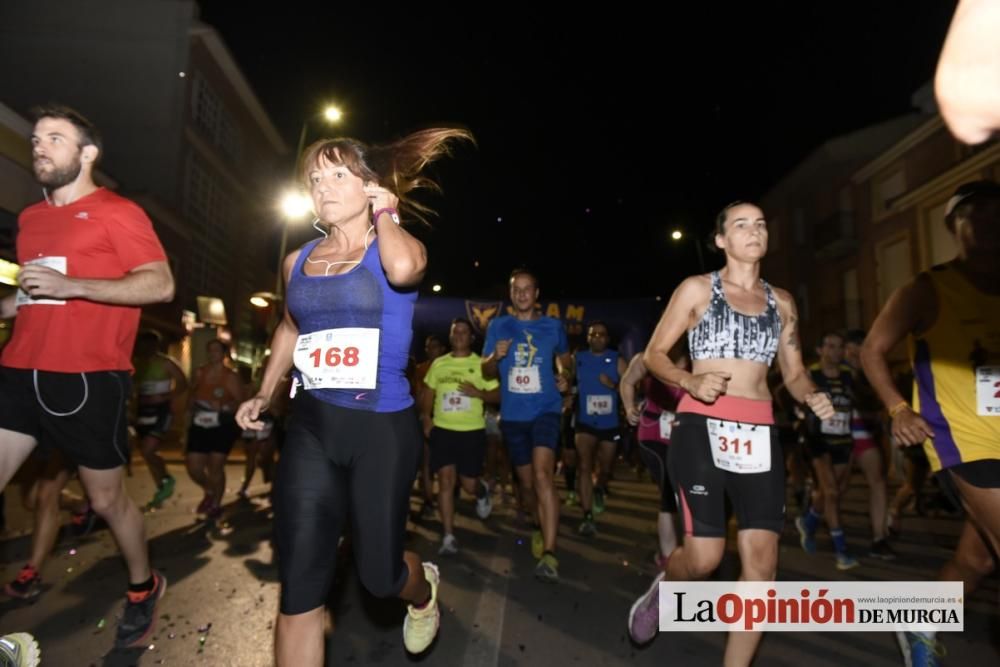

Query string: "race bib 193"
[586, 394, 614, 416]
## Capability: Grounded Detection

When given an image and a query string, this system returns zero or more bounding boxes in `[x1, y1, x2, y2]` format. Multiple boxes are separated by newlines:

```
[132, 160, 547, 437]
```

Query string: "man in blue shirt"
[483, 268, 572, 582]
[573, 322, 627, 536]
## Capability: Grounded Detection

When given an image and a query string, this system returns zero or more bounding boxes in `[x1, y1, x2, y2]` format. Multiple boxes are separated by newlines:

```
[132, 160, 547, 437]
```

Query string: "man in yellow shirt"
[421, 318, 500, 555]
[862, 180, 1000, 666]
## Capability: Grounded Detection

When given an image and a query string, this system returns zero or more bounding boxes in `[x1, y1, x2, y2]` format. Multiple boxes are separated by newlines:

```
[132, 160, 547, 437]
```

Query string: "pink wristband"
[372, 207, 400, 225]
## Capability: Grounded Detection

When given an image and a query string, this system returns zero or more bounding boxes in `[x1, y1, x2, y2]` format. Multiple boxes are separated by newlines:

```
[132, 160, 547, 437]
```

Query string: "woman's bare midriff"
[689, 358, 773, 401]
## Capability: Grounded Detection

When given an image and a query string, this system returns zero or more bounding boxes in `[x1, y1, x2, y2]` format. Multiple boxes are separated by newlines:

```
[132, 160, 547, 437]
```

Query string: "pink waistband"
[677, 393, 774, 425]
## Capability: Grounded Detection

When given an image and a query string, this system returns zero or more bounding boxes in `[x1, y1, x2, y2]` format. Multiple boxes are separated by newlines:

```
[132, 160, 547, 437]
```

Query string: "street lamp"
[275, 103, 344, 298]
[670, 228, 706, 272]
[249, 291, 279, 308]
[280, 191, 312, 220]
[324, 106, 343, 123]
[293, 105, 344, 174]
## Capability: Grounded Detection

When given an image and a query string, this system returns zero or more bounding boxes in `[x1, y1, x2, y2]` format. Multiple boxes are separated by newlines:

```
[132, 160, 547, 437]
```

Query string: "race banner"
[413, 296, 663, 360]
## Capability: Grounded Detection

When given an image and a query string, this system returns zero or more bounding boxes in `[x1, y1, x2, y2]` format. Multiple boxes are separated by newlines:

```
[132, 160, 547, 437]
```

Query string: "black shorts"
[136, 402, 172, 439]
[638, 439, 677, 513]
[575, 422, 622, 444]
[937, 458, 1000, 510]
[0, 366, 131, 470]
[429, 427, 486, 477]
[186, 413, 240, 455]
[668, 413, 785, 537]
[805, 435, 853, 466]
[274, 391, 421, 614]
[241, 414, 275, 441]
[776, 424, 798, 448]
[561, 411, 575, 451]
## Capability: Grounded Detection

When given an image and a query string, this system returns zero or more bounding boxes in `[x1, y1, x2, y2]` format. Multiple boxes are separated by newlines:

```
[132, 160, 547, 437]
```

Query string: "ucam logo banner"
[413, 296, 662, 360]
[464, 300, 503, 334]
[660, 581, 963, 632]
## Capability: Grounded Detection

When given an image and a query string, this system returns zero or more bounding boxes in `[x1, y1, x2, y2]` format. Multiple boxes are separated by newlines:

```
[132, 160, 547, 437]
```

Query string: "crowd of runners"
[1, 3, 1000, 663]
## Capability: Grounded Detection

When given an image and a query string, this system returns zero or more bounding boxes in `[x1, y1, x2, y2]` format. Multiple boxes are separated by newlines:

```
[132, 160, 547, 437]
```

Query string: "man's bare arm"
[18, 260, 174, 305]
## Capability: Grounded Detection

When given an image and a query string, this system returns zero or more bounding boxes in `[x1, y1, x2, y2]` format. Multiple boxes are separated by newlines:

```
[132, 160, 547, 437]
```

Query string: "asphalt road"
[1, 456, 996, 666]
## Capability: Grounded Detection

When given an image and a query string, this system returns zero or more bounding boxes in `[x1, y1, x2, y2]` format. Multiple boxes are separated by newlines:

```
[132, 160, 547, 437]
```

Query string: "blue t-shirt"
[575, 349, 621, 429]
[483, 315, 568, 422]
[286, 237, 416, 413]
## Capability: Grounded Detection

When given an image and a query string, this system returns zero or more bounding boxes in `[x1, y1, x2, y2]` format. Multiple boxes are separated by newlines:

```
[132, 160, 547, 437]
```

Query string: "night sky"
[199, 3, 956, 299]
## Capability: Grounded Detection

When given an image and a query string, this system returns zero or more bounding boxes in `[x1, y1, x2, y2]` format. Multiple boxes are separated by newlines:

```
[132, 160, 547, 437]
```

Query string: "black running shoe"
[115, 570, 167, 648]
[4, 565, 41, 600]
[869, 539, 897, 560]
[68, 508, 99, 538]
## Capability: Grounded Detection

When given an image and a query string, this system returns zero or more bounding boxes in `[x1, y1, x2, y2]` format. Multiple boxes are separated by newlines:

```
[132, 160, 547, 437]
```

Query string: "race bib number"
[193, 410, 220, 428]
[293, 328, 379, 390]
[706, 419, 771, 473]
[508, 365, 541, 394]
[243, 422, 274, 440]
[15, 256, 68, 308]
[442, 390, 472, 413]
[139, 379, 172, 396]
[586, 394, 613, 416]
[659, 411, 676, 440]
[820, 411, 851, 436]
[976, 366, 1000, 416]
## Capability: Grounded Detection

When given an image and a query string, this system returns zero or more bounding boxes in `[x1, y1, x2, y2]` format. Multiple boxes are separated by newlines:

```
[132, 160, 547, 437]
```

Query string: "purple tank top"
[286, 237, 417, 412]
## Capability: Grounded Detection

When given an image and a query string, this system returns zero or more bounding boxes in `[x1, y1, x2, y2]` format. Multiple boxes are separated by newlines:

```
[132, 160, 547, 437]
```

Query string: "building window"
[185, 156, 212, 229]
[192, 74, 243, 161]
[184, 155, 236, 302]
[192, 75, 221, 139]
[218, 114, 242, 161]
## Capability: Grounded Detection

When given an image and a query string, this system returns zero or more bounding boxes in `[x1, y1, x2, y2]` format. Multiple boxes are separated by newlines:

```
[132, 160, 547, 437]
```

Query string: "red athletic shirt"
[1, 188, 167, 373]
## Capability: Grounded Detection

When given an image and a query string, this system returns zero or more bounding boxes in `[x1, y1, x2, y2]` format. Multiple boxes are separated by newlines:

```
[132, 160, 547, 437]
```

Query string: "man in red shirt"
[0, 105, 174, 648]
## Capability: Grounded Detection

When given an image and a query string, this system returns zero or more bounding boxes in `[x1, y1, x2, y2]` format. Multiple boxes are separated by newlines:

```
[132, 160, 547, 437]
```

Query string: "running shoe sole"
[627, 571, 665, 644]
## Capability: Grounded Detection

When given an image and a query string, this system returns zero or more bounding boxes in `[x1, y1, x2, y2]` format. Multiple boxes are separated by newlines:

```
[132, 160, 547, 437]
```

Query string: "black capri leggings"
[273, 391, 422, 614]
[637, 439, 678, 513]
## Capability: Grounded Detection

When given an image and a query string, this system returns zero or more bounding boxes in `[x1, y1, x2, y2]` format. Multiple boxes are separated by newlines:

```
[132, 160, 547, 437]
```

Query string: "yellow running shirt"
[424, 353, 499, 432]
[912, 263, 1000, 471]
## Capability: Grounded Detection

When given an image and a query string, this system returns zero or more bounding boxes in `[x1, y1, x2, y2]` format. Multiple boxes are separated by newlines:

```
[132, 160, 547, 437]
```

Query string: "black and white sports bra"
[687, 271, 782, 365]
